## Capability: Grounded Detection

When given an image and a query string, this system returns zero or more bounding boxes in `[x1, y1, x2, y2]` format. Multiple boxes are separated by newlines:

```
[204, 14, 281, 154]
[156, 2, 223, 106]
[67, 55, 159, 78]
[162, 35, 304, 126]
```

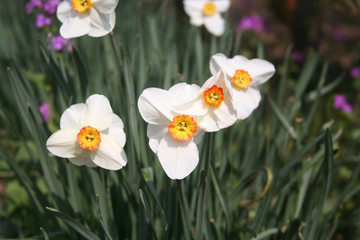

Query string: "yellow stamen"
[72, 0, 92, 13]
[168, 115, 197, 141]
[203, 2, 217, 16]
[232, 70, 253, 89]
[77, 126, 101, 150]
[203, 85, 224, 107]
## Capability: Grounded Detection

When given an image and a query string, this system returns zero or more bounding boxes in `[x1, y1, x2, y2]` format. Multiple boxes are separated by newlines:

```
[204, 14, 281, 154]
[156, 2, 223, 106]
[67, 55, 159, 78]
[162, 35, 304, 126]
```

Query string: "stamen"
[168, 115, 197, 141]
[203, 2, 217, 16]
[72, 0, 92, 12]
[204, 85, 224, 106]
[77, 126, 101, 150]
[232, 70, 252, 89]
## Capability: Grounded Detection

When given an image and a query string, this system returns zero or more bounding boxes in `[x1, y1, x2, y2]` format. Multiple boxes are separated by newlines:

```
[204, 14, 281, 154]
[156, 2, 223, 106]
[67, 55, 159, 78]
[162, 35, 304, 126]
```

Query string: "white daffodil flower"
[210, 53, 275, 119]
[183, 0, 230, 36]
[138, 83, 205, 180]
[172, 71, 237, 132]
[46, 94, 127, 170]
[57, 0, 118, 39]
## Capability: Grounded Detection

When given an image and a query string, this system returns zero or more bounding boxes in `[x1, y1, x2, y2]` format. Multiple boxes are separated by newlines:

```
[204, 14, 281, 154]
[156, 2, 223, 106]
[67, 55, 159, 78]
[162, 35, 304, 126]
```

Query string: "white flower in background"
[138, 83, 204, 180]
[210, 53, 275, 119]
[57, 0, 118, 39]
[173, 71, 237, 132]
[183, 0, 230, 36]
[46, 94, 127, 170]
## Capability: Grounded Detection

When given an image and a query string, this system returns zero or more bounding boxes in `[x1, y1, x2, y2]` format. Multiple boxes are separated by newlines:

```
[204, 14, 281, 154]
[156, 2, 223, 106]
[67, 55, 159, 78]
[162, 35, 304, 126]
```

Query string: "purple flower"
[351, 66, 360, 79]
[43, 0, 60, 14]
[36, 13, 52, 28]
[39, 103, 50, 122]
[333, 94, 353, 113]
[237, 14, 265, 33]
[25, 0, 42, 14]
[331, 27, 343, 42]
[50, 35, 73, 52]
[292, 51, 303, 62]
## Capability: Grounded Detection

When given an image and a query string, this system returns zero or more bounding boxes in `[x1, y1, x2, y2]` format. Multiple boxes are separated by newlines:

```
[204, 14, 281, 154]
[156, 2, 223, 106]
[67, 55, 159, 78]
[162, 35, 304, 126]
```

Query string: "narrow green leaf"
[249, 228, 278, 240]
[40, 227, 49, 240]
[46, 207, 102, 240]
[294, 51, 320, 101]
[141, 167, 169, 231]
[210, 164, 231, 228]
[139, 189, 159, 240]
[307, 129, 334, 239]
[0, 148, 44, 214]
[268, 95, 298, 140]
[96, 195, 113, 240]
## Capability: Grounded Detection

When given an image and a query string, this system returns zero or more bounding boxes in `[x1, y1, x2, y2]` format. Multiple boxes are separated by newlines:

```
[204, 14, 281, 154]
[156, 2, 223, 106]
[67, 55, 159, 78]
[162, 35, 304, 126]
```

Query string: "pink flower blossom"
[36, 13, 52, 28]
[333, 94, 353, 113]
[25, 0, 42, 14]
[351, 66, 360, 79]
[43, 0, 60, 14]
[292, 51, 303, 62]
[49, 35, 73, 52]
[237, 14, 265, 32]
[39, 103, 50, 122]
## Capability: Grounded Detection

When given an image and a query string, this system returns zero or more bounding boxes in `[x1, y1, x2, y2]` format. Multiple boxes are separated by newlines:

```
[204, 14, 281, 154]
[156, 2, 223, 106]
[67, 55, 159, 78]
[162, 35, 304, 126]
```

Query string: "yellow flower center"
[203, 2, 217, 16]
[168, 115, 197, 141]
[72, 0, 92, 13]
[203, 85, 224, 107]
[232, 70, 253, 89]
[77, 126, 101, 150]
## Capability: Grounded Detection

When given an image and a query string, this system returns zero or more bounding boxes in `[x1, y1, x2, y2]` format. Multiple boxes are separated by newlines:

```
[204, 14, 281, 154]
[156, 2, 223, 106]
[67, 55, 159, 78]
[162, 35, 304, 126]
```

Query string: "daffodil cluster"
[45, 1, 274, 179]
[138, 54, 275, 179]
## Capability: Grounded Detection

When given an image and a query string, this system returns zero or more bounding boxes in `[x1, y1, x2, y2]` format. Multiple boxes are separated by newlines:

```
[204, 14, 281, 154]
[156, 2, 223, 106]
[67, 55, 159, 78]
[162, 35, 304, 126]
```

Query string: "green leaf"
[268, 95, 298, 140]
[46, 207, 102, 240]
[141, 167, 169, 231]
[139, 188, 159, 240]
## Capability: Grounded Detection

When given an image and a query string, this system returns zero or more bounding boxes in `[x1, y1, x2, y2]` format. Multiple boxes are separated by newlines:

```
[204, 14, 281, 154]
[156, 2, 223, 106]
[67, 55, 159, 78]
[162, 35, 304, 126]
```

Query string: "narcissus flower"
[46, 94, 127, 170]
[173, 71, 237, 132]
[138, 83, 204, 180]
[210, 53, 275, 119]
[183, 0, 230, 36]
[57, 0, 118, 39]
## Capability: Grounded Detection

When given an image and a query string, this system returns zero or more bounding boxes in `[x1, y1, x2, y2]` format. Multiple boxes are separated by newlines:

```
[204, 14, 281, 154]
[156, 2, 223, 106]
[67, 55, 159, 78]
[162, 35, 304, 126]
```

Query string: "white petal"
[232, 87, 261, 119]
[92, 0, 118, 13]
[60, 103, 87, 129]
[138, 88, 173, 125]
[201, 71, 231, 97]
[210, 53, 236, 77]
[68, 150, 97, 167]
[204, 13, 225, 36]
[88, 9, 115, 37]
[212, 98, 237, 129]
[84, 94, 113, 131]
[243, 59, 275, 86]
[172, 95, 207, 116]
[168, 83, 201, 105]
[157, 135, 199, 179]
[183, 0, 205, 26]
[214, 0, 231, 12]
[230, 55, 249, 68]
[197, 111, 218, 132]
[102, 114, 126, 148]
[193, 128, 205, 145]
[91, 135, 127, 170]
[183, 0, 206, 11]
[147, 124, 167, 154]
[46, 128, 81, 158]
[56, 0, 72, 23]
[59, 11, 91, 39]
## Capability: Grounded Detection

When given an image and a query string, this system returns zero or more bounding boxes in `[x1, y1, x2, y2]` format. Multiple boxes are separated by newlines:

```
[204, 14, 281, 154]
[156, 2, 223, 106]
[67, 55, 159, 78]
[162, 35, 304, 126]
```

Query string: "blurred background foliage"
[0, 0, 360, 239]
